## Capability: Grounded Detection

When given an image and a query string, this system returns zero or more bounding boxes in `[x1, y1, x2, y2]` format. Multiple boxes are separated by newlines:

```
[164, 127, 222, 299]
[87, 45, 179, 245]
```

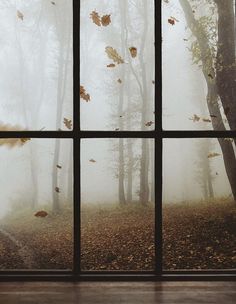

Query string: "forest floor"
[0, 200, 235, 270]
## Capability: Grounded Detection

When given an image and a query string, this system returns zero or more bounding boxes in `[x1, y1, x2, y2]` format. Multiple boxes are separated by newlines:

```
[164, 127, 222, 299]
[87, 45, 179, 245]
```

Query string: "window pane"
[163, 1, 236, 131]
[0, 0, 73, 130]
[0, 139, 73, 270]
[81, 139, 155, 271]
[163, 138, 236, 270]
[80, 0, 155, 130]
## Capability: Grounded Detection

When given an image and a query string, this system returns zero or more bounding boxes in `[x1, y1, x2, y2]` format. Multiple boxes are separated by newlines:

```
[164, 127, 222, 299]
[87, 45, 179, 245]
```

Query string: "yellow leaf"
[105, 46, 124, 64]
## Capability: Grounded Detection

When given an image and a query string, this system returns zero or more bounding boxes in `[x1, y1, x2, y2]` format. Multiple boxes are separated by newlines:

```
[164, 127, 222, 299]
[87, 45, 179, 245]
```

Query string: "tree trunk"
[139, 0, 150, 205]
[215, 0, 236, 132]
[179, 0, 236, 200]
[127, 139, 133, 203]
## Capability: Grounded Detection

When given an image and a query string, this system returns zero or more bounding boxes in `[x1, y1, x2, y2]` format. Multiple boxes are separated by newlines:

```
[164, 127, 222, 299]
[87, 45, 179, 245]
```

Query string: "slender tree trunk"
[67, 143, 73, 204]
[139, 0, 150, 205]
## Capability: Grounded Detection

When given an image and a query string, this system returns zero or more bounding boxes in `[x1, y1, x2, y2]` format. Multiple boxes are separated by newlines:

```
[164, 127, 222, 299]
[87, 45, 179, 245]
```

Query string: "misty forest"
[0, 0, 235, 272]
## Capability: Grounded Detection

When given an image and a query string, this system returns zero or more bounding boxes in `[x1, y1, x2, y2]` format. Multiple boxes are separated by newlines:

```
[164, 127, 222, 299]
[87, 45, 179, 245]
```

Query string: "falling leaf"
[55, 187, 60, 193]
[51, 1, 56, 5]
[152, 80, 155, 84]
[80, 85, 90, 102]
[63, 118, 72, 130]
[0, 123, 30, 148]
[129, 47, 137, 58]
[202, 118, 211, 123]
[101, 14, 111, 26]
[107, 63, 116, 68]
[89, 159, 96, 163]
[20, 138, 31, 144]
[57, 165, 62, 169]
[90, 10, 101, 26]
[117, 79, 122, 84]
[183, 38, 188, 41]
[189, 114, 200, 122]
[17, 10, 24, 21]
[105, 46, 124, 64]
[145, 121, 154, 127]
[208, 152, 221, 158]
[168, 16, 179, 25]
[34, 210, 48, 218]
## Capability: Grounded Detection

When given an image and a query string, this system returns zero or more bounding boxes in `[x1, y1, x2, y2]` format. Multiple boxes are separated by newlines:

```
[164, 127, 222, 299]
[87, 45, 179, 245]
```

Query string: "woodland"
[0, 0, 235, 271]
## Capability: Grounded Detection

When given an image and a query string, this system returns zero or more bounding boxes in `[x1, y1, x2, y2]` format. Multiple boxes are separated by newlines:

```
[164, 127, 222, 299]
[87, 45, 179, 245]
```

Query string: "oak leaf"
[105, 46, 124, 64]
[90, 10, 101, 26]
[80, 85, 90, 102]
[55, 187, 60, 193]
[101, 14, 111, 26]
[63, 118, 72, 130]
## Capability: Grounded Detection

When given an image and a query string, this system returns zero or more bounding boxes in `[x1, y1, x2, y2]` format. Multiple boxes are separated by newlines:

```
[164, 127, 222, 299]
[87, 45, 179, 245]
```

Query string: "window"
[0, 0, 235, 280]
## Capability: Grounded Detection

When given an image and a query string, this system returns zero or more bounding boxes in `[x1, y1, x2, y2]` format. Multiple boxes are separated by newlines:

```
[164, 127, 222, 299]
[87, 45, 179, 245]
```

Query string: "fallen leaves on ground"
[81, 204, 155, 271]
[129, 47, 137, 58]
[163, 200, 236, 270]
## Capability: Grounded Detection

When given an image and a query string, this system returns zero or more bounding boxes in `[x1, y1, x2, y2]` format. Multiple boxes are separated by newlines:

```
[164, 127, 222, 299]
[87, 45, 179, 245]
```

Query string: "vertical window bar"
[73, 0, 80, 276]
[155, 0, 163, 275]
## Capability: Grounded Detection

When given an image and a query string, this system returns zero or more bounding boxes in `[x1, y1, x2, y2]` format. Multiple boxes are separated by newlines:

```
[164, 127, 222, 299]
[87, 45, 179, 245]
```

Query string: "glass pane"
[80, 0, 155, 130]
[81, 139, 155, 271]
[0, 0, 73, 130]
[0, 139, 73, 270]
[163, 138, 236, 270]
[163, 0, 236, 130]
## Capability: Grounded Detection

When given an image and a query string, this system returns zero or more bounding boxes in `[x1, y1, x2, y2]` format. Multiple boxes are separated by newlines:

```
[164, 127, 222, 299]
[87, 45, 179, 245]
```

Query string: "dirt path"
[0, 227, 37, 269]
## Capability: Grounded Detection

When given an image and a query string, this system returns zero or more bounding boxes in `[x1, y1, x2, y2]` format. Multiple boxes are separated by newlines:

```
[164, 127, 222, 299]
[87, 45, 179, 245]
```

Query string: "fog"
[0, 0, 234, 222]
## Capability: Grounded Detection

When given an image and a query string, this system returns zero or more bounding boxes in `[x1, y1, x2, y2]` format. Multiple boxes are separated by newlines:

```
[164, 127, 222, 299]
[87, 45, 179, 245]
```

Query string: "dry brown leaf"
[107, 63, 116, 68]
[0, 123, 30, 148]
[57, 165, 62, 169]
[80, 85, 90, 102]
[105, 46, 124, 64]
[145, 121, 154, 127]
[34, 210, 48, 218]
[101, 14, 111, 26]
[63, 118, 72, 130]
[189, 114, 200, 122]
[117, 79, 122, 84]
[55, 187, 60, 193]
[89, 159, 96, 163]
[129, 47, 137, 58]
[90, 10, 101, 26]
[17, 10, 24, 21]
[208, 152, 221, 158]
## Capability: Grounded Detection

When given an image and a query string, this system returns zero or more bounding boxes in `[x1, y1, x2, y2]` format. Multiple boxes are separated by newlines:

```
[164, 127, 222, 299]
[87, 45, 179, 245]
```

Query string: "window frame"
[0, 0, 235, 281]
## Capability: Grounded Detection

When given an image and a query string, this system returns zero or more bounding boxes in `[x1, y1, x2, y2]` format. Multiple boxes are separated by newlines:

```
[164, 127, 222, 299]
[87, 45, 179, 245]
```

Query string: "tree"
[179, 0, 236, 200]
